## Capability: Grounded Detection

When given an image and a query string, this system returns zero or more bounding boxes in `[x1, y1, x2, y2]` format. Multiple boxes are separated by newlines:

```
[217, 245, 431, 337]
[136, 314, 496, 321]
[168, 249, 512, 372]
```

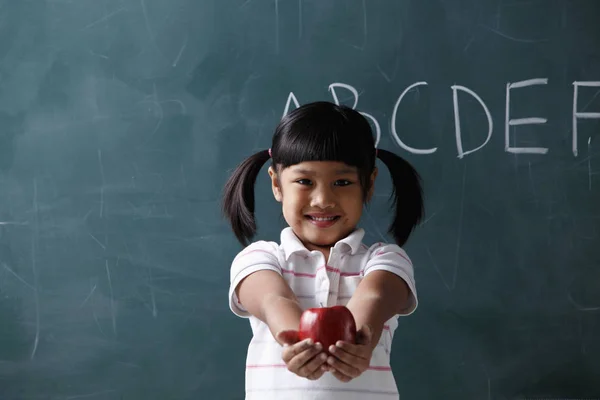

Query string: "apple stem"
[320, 302, 323, 307]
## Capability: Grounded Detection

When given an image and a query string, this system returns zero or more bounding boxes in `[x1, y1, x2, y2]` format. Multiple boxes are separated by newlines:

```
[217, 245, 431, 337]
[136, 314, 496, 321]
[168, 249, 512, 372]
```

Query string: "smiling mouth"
[305, 215, 341, 227]
[306, 216, 340, 221]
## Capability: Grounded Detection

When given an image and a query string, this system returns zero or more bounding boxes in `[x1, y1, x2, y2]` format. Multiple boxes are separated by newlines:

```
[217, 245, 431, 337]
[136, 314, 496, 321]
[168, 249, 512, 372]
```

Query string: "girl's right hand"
[276, 330, 328, 380]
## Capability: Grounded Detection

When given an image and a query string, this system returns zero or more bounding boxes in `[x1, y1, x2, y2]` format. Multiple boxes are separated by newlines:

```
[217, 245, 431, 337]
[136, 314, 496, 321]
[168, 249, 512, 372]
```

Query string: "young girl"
[222, 101, 424, 399]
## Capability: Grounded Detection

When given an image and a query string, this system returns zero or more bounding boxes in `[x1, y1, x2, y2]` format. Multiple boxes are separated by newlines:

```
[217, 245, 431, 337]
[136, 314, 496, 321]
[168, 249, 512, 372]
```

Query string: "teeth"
[311, 216, 336, 221]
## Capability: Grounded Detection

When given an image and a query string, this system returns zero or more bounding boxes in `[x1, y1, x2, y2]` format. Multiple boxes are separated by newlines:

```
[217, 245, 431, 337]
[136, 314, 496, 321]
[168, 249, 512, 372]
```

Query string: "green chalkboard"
[1, 0, 599, 399]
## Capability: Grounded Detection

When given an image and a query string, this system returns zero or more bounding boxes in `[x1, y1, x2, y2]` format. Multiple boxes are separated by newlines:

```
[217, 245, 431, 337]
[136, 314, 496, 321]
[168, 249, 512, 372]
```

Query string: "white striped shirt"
[229, 227, 417, 400]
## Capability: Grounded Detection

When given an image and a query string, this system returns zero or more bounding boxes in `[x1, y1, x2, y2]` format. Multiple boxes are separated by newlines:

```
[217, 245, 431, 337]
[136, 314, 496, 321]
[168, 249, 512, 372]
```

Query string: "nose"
[310, 185, 336, 209]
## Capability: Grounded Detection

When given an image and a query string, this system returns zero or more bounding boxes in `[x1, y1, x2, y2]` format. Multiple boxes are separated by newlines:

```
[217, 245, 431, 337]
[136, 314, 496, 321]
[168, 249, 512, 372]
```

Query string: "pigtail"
[376, 149, 424, 246]
[222, 149, 271, 246]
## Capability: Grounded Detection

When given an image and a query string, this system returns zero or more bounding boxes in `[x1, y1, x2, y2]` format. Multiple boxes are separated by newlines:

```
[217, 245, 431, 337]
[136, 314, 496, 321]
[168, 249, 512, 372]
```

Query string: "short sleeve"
[363, 244, 418, 315]
[228, 241, 282, 318]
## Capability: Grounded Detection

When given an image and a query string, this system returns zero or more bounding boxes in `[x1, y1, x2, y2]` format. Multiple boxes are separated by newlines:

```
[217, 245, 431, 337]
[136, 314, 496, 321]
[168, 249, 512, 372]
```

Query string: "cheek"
[281, 194, 304, 217]
[342, 190, 364, 210]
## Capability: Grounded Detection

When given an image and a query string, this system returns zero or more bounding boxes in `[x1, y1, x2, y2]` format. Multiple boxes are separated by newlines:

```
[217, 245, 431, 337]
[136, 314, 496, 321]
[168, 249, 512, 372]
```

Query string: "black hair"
[222, 101, 424, 247]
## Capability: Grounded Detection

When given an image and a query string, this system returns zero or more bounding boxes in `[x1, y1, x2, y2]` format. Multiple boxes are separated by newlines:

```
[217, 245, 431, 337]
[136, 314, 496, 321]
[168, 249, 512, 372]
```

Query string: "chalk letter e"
[572, 81, 600, 157]
[505, 78, 549, 154]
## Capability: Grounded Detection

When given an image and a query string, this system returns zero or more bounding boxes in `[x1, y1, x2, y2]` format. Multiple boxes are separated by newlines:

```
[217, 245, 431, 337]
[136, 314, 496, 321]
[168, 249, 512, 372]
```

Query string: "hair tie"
[375, 148, 378, 157]
[268, 148, 272, 158]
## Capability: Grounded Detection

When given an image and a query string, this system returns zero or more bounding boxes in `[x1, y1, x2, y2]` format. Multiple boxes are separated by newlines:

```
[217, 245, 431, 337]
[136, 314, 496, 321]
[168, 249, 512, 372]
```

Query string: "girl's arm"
[236, 270, 303, 344]
[345, 270, 411, 352]
[346, 244, 416, 350]
[236, 270, 329, 380]
[323, 270, 411, 382]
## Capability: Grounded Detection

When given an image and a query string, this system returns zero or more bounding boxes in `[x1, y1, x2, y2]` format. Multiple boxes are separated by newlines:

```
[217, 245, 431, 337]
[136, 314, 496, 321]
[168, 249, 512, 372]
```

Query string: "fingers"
[286, 342, 325, 376]
[303, 352, 328, 380]
[306, 364, 327, 381]
[318, 325, 375, 382]
[326, 339, 372, 382]
[330, 341, 370, 361]
[330, 367, 353, 383]
[281, 339, 315, 363]
[326, 352, 361, 379]
[278, 330, 374, 382]
[281, 339, 328, 379]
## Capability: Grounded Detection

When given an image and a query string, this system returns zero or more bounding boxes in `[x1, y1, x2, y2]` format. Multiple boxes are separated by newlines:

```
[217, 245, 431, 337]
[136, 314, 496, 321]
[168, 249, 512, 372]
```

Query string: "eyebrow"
[290, 168, 357, 175]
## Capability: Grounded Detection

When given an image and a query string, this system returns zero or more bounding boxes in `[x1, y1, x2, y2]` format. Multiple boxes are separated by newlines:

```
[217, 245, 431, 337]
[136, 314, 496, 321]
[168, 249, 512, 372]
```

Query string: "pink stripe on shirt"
[246, 364, 391, 371]
[281, 265, 361, 278]
[281, 268, 316, 278]
[318, 265, 361, 277]
[237, 249, 275, 259]
[373, 250, 412, 266]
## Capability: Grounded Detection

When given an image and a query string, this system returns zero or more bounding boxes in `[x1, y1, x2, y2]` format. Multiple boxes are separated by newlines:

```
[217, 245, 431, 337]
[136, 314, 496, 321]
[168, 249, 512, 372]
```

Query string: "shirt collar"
[280, 227, 365, 261]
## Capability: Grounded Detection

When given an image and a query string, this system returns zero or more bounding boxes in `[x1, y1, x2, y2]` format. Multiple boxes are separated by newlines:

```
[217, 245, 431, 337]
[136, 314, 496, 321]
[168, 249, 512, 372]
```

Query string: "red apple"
[298, 305, 356, 354]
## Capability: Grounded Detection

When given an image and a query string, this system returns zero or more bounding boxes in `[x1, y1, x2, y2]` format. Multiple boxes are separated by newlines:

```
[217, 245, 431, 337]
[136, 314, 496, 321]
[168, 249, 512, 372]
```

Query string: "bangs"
[272, 102, 376, 170]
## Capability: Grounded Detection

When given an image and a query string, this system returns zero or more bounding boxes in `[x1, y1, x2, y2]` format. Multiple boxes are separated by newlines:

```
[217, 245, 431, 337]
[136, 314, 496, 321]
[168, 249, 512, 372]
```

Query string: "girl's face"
[268, 161, 377, 254]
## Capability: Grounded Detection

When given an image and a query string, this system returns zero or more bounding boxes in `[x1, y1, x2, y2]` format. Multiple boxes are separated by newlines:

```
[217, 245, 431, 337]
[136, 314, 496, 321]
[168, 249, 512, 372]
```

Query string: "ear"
[366, 167, 378, 202]
[268, 166, 283, 202]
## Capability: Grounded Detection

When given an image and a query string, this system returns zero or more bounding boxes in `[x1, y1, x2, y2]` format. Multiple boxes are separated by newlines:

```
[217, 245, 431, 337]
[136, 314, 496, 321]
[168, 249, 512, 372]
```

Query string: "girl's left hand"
[325, 324, 373, 382]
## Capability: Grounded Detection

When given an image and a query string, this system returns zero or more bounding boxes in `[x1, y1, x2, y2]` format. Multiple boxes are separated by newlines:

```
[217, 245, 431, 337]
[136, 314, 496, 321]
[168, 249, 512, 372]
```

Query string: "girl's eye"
[334, 180, 353, 186]
[295, 179, 312, 185]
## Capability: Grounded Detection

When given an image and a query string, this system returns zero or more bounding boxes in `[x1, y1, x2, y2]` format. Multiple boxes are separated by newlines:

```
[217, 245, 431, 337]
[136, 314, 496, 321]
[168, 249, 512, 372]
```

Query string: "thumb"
[276, 330, 299, 346]
[356, 324, 373, 345]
